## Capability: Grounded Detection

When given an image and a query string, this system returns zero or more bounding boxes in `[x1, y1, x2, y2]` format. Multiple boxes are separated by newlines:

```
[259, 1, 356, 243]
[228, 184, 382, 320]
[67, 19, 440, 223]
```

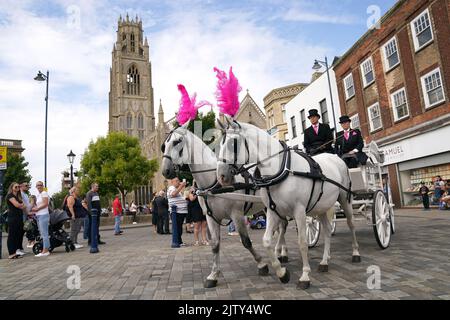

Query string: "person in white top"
[130, 201, 138, 224]
[31, 181, 50, 257]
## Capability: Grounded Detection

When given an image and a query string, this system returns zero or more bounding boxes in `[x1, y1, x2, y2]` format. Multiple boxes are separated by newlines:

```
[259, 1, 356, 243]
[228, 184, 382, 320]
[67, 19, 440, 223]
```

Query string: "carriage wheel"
[306, 216, 320, 248]
[390, 207, 395, 234]
[372, 191, 391, 249]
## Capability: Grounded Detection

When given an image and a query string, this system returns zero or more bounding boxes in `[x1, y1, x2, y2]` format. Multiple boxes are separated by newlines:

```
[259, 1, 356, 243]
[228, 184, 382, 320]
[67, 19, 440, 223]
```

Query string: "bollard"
[171, 205, 179, 248]
[90, 208, 99, 253]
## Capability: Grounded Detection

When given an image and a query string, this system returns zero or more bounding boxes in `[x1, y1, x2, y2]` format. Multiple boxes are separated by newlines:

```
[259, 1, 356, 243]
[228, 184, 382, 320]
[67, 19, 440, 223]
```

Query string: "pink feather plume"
[176, 84, 212, 125]
[214, 67, 242, 117]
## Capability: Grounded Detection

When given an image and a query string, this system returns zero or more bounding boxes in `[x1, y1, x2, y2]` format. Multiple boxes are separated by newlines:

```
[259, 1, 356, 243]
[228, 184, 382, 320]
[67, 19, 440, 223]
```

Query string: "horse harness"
[161, 128, 255, 227]
[220, 137, 354, 222]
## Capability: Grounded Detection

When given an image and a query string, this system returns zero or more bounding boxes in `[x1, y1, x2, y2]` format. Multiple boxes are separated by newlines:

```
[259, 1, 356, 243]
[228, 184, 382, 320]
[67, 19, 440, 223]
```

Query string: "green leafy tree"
[2, 151, 32, 198]
[79, 132, 158, 204]
[51, 189, 69, 209]
[172, 110, 217, 184]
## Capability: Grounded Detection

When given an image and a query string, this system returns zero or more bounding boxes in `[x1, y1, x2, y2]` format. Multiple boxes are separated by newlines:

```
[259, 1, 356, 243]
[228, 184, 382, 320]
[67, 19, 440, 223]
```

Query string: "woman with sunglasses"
[5, 182, 25, 259]
[31, 181, 50, 257]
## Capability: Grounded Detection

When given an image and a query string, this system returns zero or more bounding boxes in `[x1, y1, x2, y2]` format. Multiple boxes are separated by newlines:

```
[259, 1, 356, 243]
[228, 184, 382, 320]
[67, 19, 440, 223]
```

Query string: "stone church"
[219, 90, 267, 129]
[108, 15, 174, 205]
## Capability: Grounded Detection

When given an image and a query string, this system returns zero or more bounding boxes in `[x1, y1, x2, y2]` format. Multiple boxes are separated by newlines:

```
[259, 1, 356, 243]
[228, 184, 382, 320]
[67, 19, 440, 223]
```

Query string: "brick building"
[334, 0, 450, 207]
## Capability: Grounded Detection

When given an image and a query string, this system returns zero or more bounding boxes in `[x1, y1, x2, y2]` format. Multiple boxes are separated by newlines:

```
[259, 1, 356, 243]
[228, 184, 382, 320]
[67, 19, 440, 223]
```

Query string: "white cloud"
[0, 1, 331, 195]
[282, 8, 358, 24]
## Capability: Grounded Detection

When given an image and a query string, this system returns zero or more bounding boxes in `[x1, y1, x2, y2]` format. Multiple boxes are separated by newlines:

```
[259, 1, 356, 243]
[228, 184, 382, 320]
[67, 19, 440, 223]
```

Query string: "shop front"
[379, 125, 450, 207]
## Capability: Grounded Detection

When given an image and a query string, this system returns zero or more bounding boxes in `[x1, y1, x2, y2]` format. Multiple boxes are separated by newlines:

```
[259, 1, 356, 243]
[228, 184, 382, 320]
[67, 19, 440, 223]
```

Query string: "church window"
[126, 65, 140, 95]
[131, 33, 136, 52]
[138, 113, 145, 140]
[126, 113, 133, 136]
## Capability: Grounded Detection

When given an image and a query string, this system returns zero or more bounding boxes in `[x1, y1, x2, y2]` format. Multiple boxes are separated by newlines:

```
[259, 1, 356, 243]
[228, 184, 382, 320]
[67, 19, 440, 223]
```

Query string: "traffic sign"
[0, 147, 7, 170]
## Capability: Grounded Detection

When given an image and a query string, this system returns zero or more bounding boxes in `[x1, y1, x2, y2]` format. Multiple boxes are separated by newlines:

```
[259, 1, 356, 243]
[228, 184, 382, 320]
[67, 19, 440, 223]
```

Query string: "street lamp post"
[34, 71, 50, 187]
[312, 57, 337, 139]
[67, 150, 76, 188]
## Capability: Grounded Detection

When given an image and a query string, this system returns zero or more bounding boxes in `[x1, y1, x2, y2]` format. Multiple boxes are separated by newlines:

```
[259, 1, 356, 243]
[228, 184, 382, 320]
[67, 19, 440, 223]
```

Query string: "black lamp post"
[312, 57, 337, 139]
[67, 150, 76, 188]
[34, 70, 50, 187]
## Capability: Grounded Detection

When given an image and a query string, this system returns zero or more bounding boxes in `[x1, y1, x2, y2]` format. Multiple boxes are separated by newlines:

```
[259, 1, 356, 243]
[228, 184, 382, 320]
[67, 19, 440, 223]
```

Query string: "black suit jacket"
[303, 123, 334, 155]
[335, 129, 368, 165]
[335, 129, 364, 155]
[153, 196, 169, 216]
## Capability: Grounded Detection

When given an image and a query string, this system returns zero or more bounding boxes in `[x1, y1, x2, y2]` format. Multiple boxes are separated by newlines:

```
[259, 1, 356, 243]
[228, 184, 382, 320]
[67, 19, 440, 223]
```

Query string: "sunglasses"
[36, 184, 43, 187]
[14, 186, 20, 189]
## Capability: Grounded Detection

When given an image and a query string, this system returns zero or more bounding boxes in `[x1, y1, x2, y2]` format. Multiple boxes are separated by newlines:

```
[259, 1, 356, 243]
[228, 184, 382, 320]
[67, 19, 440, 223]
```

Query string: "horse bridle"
[161, 129, 217, 176]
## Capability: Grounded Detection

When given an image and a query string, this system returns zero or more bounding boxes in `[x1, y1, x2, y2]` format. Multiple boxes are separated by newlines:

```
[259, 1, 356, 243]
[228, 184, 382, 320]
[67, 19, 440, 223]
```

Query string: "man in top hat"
[303, 109, 334, 155]
[335, 115, 367, 168]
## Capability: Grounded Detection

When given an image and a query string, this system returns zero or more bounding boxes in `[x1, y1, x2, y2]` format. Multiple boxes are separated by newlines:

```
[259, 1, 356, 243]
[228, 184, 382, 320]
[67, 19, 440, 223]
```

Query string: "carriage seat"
[349, 167, 367, 192]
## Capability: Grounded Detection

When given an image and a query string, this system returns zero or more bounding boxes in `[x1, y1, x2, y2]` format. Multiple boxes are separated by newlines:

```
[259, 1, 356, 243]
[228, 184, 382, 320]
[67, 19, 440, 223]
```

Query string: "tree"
[79, 132, 159, 205]
[172, 110, 217, 184]
[51, 188, 68, 210]
[2, 151, 32, 198]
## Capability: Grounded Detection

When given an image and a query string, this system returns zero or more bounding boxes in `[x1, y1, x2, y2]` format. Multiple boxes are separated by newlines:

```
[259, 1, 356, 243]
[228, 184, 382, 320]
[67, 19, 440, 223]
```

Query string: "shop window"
[391, 88, 409, 121]
[421, 68, 445, 109]
[368, 103, 382, 132]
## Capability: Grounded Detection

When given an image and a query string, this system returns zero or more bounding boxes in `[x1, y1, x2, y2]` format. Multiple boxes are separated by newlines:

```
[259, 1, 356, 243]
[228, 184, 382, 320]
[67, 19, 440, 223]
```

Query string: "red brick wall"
[334, 0, 450, 144]
[388, 164, 401, 208]
[431, 0, 450, 100]
[372, 50, 393, 129]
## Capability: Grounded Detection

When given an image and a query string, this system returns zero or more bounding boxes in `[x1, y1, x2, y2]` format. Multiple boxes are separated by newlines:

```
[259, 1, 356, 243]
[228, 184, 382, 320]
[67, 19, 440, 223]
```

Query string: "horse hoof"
[297, 280, 311, 290]
[352, 255, 361, 263]
[258, 265, 269, 276]
[318, 264, 328, 272]
[204, 279, 218, 288]
[278, 256, 289, 263]
[279, 269, 290, 284]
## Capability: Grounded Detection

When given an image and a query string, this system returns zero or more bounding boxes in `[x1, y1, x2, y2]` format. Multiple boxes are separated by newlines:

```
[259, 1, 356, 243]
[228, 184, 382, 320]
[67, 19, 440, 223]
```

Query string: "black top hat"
[307, 109, 320, 119]
[339, 115, 351, 123]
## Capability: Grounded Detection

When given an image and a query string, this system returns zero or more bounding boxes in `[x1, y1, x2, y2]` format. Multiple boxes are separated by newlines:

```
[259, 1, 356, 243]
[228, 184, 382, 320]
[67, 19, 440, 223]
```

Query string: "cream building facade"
[263, 83, 308, 142]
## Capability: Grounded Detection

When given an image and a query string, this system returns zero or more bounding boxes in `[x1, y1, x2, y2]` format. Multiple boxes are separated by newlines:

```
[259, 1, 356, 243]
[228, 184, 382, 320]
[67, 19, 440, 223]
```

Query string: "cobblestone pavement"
[1, 209, 449, 300]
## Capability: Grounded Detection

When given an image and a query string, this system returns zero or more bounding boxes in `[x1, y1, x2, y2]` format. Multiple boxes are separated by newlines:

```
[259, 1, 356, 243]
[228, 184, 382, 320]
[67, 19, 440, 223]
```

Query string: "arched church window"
[126, 113, 133, 136]
[138, 113, 144, 140]
[126, 65, 140, 95]
[130, 33, 135, 52]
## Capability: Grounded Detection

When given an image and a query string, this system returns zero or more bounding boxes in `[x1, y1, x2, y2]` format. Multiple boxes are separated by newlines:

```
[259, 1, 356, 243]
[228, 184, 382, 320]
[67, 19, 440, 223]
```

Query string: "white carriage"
[306, 141, 395, 249]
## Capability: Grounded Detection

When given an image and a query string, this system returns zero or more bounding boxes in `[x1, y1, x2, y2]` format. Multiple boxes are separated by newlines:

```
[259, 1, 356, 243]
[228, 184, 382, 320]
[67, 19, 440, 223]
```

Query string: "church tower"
[109, 14, 155, 142]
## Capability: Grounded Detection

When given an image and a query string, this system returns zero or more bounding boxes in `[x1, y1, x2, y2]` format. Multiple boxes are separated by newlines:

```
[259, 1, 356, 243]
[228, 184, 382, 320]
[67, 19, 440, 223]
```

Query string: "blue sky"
[0, 0, 397, 194]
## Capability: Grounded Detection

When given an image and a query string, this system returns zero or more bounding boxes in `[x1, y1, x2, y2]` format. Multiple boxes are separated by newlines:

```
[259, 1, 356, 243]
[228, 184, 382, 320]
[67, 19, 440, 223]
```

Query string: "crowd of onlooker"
[419, 176, 450, 210]
[3, 181, 105, 260]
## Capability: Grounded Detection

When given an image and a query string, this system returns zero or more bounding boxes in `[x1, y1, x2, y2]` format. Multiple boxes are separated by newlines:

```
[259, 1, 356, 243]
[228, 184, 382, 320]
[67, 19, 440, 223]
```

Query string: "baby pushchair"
[32, 209, 75, 254]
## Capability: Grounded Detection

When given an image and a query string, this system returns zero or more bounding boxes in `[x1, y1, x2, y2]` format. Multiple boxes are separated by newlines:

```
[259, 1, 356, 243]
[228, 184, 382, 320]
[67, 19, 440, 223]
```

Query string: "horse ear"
[216, 119, 226, 130]
[225, 115, 239, 129]
[181, 121, 190, 130]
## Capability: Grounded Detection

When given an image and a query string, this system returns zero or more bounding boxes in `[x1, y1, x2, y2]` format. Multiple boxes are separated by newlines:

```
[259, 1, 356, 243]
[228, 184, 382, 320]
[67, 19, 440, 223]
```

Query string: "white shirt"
[21, 191, 31, 214]
[167, 186, 188, 214]
[36, 191, 49, 216]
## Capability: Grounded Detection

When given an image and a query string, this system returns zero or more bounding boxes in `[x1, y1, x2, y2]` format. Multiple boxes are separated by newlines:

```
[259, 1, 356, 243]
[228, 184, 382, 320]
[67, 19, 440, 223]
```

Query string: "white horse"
[217, 120, 361, 289]
[161, 123, 285, 288]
